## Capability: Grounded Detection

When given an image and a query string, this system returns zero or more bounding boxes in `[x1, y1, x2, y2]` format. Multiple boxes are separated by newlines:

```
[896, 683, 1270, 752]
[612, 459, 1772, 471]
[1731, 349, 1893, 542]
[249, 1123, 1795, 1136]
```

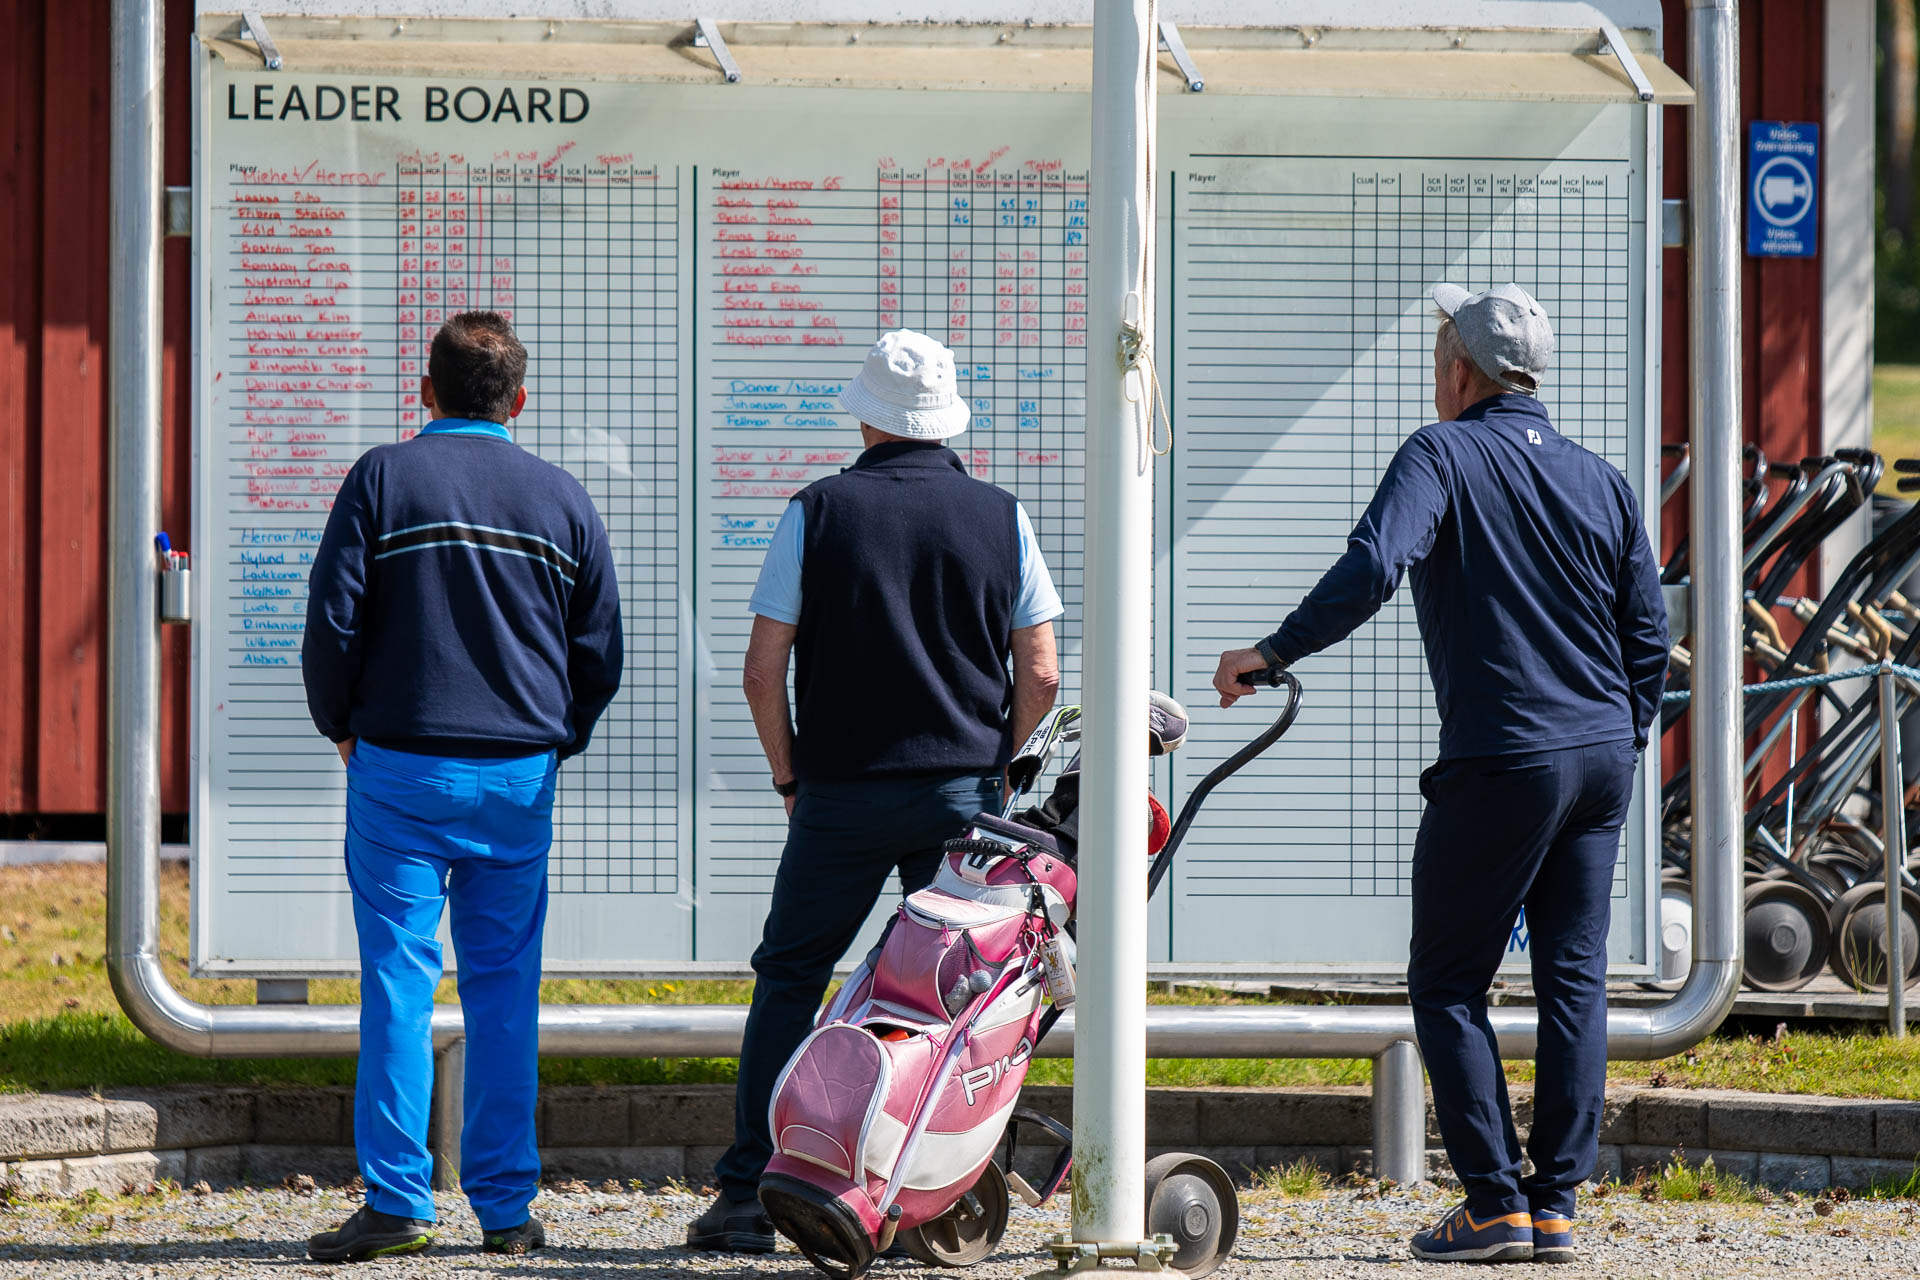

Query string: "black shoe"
[307, 1206, 435, 1262]
[686, 1191, 777, 1254]
[483, 1217, 546, 1255]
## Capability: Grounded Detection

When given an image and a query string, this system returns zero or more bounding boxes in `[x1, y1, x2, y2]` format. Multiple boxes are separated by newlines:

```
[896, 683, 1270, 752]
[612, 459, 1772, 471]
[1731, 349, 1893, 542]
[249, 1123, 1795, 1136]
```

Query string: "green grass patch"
[1875, 365, 1920, 492]
[0, 1011, 750, 1094]
[1025, 1056, 1371, 1089]
[1249, 1157, 1334, 1198]
[1593, 1028, 1920, 1100]
[1636, 1154, 1764, 1204]
[1863, 1163, 1920, 1199]
[17, 862, 1920, 1100]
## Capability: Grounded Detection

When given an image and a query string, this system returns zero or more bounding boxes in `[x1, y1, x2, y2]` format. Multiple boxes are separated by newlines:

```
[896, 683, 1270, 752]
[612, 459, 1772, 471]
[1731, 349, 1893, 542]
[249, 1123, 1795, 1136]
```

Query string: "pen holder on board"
[160, 558, 192, 626]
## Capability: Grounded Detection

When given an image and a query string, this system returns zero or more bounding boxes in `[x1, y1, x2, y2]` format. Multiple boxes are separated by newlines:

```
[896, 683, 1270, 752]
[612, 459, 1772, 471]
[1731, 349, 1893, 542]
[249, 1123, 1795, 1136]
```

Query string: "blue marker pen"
[154, 532, 172, 570]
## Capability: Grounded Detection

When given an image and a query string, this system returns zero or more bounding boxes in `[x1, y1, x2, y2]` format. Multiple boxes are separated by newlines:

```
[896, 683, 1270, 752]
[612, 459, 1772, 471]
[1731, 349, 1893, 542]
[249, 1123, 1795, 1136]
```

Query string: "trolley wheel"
[1829, 882, 1920, 992]
[1740, 879, 1831, 992]
[1808, 855, 1864, 897]
[897, 1159, 1009, 1268]
[1143, 1152, 1239, 1278]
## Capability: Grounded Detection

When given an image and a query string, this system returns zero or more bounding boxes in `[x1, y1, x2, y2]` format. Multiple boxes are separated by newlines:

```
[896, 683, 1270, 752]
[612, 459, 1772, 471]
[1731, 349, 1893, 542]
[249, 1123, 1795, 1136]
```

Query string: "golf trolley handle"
[1145, 667, 1302, 900]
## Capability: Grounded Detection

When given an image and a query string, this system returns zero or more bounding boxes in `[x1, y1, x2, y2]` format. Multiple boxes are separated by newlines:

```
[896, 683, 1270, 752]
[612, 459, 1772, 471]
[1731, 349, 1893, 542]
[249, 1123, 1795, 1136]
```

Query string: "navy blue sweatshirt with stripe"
[1260, 394, 1669, 761]
[302, 419, 624, 759]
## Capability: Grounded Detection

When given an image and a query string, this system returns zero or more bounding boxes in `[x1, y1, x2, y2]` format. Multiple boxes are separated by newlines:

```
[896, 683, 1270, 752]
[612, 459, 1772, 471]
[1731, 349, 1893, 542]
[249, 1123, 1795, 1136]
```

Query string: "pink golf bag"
[758, 809, 1088, 1277]
[759, 675, 1301, 1279]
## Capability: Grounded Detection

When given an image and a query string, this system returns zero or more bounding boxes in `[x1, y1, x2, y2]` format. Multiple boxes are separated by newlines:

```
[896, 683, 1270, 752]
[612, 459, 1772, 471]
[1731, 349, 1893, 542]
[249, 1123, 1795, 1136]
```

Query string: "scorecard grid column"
[692, 134, 1088, 964]
[199, 96, 689, 971]
[1166, 118, 1646, 967]
[698, 162, 873, 933]
[215, 163, 403, 906]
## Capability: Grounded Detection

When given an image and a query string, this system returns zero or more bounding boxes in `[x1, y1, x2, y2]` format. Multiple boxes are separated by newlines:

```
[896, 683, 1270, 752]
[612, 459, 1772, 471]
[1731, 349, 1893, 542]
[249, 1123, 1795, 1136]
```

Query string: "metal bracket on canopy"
[239, 11, 283, 71]
[1157, 20, 1204, 93]
[1598, 20, 1655, 102]
[693, 17, 742, 84]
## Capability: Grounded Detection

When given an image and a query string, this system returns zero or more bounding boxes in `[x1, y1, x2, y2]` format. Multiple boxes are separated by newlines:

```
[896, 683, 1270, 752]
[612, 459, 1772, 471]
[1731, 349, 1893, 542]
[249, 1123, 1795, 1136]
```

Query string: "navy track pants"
[1408, 739, 1637, 1220]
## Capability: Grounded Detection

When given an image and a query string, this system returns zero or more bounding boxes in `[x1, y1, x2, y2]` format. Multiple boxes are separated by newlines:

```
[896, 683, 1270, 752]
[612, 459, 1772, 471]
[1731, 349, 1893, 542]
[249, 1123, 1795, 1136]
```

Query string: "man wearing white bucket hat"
[688, 328, 1064, 1253]
[1213, 284, 1668, 1266]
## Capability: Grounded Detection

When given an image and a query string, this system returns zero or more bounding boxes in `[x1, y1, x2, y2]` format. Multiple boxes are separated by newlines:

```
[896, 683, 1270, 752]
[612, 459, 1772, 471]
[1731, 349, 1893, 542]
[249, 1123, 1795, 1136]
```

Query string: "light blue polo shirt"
[748, 501, 1065, 629]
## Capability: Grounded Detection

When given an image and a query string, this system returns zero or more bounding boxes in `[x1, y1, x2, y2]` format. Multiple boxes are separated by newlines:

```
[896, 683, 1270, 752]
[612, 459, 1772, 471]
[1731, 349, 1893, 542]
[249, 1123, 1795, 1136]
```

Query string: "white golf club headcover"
[1147, 690, 1189, 756]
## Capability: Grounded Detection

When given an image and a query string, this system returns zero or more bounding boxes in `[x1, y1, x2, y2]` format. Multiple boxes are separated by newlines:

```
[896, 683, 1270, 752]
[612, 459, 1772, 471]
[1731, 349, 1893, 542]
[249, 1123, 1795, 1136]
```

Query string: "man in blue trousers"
[1214, 284, 1668, 1265]
[687, 329, 1063, 1252]
[302, 311, 623, 1262]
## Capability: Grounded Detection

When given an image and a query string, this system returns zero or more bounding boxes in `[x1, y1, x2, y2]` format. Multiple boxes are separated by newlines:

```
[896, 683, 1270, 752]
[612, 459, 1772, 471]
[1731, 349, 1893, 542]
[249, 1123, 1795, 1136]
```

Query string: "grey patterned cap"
[1432, 282, 1554, 397]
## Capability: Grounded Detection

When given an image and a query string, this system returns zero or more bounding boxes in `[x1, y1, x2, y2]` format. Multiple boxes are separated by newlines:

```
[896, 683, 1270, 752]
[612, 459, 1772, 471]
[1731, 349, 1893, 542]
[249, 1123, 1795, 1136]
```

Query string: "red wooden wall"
[1, 0, 194, 819]
[1658, 0, 1828, 564]
[1658, 0, 1829, 784]
[0, 0, 1840, 820]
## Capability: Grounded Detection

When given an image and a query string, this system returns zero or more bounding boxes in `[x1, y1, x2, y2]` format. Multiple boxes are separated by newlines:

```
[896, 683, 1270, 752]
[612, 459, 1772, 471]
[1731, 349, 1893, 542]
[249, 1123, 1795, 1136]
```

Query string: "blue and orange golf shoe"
[1408, 1201, 1534, 1263]
[1531, 1212, 1576, 1264]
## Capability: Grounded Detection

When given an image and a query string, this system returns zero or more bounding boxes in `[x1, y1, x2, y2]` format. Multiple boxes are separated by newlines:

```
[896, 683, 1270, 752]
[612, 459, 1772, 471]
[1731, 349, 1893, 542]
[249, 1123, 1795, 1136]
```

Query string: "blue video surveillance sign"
[1747, 121, 1819, 258]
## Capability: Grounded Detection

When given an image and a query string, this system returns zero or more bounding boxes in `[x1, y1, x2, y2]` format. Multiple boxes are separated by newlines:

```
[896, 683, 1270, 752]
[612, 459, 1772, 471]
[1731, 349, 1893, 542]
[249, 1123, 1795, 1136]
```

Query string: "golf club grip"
[1146, 669, 1303, 899]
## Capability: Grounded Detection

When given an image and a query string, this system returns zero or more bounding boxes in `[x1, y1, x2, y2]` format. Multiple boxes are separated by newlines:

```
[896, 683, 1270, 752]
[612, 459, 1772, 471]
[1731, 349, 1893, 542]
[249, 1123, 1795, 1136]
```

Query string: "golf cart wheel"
[1828, 882, 1920, 992]
[1143, 1153, 1239, 1278]
[1740, 878, 1831, 992]
[898, 1159, 1009, 1268]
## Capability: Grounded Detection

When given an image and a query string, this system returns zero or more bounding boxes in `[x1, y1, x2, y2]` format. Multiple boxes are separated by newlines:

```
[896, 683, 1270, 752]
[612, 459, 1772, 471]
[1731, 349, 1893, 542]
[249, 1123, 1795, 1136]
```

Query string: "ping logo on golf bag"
[960, 1037, 1034, 1106]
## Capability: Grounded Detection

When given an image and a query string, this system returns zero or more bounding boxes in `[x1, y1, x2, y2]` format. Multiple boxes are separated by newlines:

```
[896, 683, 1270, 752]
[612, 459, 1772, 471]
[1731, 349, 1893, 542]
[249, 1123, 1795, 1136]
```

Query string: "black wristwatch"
[772, 778, 798, 798]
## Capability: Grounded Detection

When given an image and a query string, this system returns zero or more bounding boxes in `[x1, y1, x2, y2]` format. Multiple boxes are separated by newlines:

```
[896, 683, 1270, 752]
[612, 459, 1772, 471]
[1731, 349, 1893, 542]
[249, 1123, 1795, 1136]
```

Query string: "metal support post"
[1039, 0, 1158, 1271]
[1371, 1040, 1426, 1184]
[432, 1037, 466, 1191]
[1880, 662, 1908, 1034]
[104, 0, 168, 1048]
[1682, 0, 1746, 1052]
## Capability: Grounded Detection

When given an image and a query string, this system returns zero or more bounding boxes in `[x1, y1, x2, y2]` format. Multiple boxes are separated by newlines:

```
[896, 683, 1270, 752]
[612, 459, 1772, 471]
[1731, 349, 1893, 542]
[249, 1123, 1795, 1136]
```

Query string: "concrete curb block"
[1, 1083, 1915, 1195]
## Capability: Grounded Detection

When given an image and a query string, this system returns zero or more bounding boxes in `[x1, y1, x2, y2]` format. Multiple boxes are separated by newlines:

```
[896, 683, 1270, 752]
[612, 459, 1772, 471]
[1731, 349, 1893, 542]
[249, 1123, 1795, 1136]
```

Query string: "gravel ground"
[0, 1179, 1918, 1279]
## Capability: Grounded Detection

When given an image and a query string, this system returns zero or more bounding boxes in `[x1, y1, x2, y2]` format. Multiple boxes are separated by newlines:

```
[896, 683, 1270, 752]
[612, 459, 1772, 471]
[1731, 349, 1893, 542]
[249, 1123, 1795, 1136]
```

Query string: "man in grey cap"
[1212, 284, 1668, 1265]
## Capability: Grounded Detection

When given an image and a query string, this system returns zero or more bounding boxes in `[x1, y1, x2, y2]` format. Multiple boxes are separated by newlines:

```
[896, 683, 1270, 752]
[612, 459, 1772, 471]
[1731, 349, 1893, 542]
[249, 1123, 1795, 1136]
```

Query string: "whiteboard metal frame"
[187, 16, 1671, 982]
[116, 24, 1742, 1220]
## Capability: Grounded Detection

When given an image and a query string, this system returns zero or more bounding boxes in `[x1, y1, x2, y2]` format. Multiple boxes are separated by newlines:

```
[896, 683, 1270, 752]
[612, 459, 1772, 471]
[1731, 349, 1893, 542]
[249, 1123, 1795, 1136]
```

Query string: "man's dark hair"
[428, 312, 528, 422]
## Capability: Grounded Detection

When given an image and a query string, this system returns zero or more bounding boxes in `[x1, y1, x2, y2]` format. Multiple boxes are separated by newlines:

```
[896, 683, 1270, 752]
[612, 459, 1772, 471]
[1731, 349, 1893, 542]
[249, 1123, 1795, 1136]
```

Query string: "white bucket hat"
[838, 329, 971, 440]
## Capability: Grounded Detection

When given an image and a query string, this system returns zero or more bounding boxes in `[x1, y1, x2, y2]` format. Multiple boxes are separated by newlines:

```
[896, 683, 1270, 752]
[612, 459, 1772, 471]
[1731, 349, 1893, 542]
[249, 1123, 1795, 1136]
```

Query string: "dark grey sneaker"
[483, 1217, 546, 1255]
[686, 1191, 777, 1254]
[306, 1206, 435, 1262]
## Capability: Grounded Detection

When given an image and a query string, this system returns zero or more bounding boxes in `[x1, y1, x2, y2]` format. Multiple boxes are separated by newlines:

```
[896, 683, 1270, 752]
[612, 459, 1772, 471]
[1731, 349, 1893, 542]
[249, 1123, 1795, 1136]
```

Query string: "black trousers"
[1408, 739, 1636, 1219]
[714, 770, 1002, 1202]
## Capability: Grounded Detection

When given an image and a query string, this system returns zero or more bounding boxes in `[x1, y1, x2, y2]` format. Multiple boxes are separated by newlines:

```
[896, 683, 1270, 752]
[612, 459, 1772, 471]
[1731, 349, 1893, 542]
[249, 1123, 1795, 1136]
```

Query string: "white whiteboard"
[192, 54, 1658, 976]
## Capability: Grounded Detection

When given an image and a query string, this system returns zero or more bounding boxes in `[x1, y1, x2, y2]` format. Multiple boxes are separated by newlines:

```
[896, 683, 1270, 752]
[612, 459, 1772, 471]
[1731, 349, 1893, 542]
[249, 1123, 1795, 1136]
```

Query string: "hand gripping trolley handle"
[1002, 666, 1301, 1279]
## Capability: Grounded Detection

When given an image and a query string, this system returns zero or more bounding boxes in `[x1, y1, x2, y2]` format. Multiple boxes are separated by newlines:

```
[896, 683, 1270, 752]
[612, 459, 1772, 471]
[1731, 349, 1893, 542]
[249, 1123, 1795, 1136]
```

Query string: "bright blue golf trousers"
[345, 740, 557, 1229]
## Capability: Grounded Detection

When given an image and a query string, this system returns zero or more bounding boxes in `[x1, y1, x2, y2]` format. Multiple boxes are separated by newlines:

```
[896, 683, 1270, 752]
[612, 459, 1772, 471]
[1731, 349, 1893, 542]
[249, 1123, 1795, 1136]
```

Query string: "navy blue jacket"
[302, 418, 623, 759]
[1262, 394, 1668, 760]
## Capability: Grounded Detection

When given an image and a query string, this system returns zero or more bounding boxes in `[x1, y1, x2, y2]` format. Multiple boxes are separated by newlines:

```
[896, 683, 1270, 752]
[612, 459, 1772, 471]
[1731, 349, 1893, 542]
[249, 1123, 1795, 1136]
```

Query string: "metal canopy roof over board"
[202, 14, 1691, 102]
